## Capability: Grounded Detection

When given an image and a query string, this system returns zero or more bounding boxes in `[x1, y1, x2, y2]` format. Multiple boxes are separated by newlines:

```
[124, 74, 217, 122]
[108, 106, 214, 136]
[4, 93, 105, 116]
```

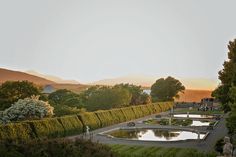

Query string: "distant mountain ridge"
[25, 70, 80, 84]
[0, 68, 55, 85]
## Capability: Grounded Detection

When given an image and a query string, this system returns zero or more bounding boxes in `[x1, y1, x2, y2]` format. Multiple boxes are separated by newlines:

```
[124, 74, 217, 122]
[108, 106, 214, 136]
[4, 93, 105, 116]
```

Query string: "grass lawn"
[110, 145, 216, 157]
[173, 108, 224, 115]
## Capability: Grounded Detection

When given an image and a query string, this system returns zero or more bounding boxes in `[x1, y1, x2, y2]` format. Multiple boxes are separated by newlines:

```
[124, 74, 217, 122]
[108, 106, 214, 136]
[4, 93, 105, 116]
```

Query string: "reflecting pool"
[105, 129, 206, 141]
[173, 114, 213, 118]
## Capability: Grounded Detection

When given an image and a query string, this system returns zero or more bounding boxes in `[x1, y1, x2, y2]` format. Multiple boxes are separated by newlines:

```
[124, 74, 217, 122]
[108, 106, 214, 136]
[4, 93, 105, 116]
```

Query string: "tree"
[82, 86, 132, 111]
[151, 76, 185, 102]
[114, 84, 150, 105]
[0, 81, 42, 110]
[0, 96, 53, 124]
[48, 89, 83, 108]
[212, 39, 236, 112]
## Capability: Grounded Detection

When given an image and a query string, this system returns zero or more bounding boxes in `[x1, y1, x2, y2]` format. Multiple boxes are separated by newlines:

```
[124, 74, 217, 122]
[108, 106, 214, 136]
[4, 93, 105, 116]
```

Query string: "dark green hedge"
[120, 107, 136, 121]
[94, 110, 114, 127]
[0, 102, 173, 143]
[27, 118, 65, 138]
[58, 115, 83, 136]
[109, 108, 126, 123]
[0, 122, 35, 143]
[78, 112, 101, 130]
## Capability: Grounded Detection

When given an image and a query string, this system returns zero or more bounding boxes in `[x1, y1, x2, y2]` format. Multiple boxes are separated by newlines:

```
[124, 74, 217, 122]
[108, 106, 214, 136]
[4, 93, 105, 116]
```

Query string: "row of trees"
[0, 77, 185, 116]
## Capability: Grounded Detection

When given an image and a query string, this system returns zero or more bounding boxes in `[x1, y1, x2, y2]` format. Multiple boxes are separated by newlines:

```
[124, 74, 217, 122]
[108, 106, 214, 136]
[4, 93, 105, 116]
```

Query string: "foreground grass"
[110, 145, 217, 157]
[174, 108, 224, 115]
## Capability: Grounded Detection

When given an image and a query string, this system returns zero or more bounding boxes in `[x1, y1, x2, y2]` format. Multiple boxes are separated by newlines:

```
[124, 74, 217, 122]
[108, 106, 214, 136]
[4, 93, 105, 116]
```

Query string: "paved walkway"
[67, 111, 228, 152]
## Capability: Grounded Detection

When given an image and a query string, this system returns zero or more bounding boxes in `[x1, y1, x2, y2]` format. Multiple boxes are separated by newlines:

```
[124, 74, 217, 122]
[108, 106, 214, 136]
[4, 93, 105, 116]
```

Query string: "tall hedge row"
[0, 122, 35, 143]
[27, 118, 65, 138]
[58, 115, 83, 136]
[109, 108, 126, 123]
[0, 102, 173, 143]
[77, 112, 101, 130]
[94, 110, 114, 127]
[120, 107, 136, 120]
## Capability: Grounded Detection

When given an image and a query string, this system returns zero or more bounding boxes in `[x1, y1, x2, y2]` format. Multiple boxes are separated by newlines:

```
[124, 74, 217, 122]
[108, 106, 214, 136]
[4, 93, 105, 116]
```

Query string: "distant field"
[110, 145, 216, 157]
[175, 89, 212, 103]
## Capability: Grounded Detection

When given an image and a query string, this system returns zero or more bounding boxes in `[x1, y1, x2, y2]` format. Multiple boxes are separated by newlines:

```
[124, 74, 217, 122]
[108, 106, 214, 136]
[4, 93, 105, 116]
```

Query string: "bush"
[109, 108, 126, 123]
[0, 122, 35, 143]
[132, 106, 144, 118]
[1, 96, 53, 124]
[120, 107, 136, 121]
[95, 110, 114, 127]
[78, 112, 101, 130]
[53, 105, 84, 116]
[58, 115, 83, 136]
[0, 138, 116, 157]
[27, 118, 64, 138]
[153, 103, 162, 113]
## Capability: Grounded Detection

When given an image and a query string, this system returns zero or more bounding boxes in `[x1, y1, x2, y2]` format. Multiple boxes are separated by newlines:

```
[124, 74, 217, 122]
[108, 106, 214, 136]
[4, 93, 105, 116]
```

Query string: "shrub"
[153, 103, 162, 113]
[27, 118, 64, 138]
[95, 110, 114, 127]
[1, 96, 53, 124]
[120, 107, 136, 120]
[0, 138, 116, 157]
[109, 108, 126, 123]
[0, 122, 35, 143]
[132, 106, 144, 118]
[139, 105, 151, 116]
[78, 112, 101, 130]
[53, 105, 84, 116]
[58, 115, 83, 136]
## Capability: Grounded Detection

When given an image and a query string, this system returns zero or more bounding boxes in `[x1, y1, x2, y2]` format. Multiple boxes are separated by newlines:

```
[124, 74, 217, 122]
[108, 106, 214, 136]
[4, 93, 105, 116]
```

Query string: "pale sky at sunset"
[0, 0, 236, 85]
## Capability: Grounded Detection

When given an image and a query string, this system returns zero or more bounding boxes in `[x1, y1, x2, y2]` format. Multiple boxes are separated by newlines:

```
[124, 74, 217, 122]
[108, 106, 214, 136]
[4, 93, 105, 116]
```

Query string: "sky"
[0, 0, 236, 84]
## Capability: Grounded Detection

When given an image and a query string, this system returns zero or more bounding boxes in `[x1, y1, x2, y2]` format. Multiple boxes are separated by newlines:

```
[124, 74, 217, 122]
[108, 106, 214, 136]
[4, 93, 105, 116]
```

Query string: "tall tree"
[0, 81, 41, 110]
[151, 76, 185, 102]
[114, 84, 150, 105]
[212, 39, 236, 112]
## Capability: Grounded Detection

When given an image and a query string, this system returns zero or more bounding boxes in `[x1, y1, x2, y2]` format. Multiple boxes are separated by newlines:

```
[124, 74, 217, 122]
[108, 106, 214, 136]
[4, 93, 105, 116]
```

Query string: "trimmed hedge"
[78, 112, 101, 130]
[0, 122, 35, 143]
[120, 107, 136, 121]
[109, 108, 126, 123]
[132, 106, 145, 118]
[27, 118, 64, 138]
[0, 102, 173, 143]
[58, 115, 83, 136]
[94, 110, 114, 127]
[140, 105, 151, 116]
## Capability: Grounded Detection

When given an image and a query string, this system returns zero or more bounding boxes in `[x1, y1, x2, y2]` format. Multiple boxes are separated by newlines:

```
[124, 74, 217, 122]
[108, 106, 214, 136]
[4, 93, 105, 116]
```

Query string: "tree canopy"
[150, 76, 185, 102]
[0, 81, 42, 110]
[212, 39, 236, 112]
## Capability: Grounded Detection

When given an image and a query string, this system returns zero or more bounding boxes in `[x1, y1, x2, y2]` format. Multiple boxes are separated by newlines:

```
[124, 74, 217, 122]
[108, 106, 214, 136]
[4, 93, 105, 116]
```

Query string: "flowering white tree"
[0, 96, 54, 124]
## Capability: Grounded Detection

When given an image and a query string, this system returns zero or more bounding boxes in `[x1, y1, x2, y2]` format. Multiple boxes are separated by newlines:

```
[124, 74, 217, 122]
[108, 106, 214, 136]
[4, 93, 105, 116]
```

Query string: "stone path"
[67, 111, 228, 152]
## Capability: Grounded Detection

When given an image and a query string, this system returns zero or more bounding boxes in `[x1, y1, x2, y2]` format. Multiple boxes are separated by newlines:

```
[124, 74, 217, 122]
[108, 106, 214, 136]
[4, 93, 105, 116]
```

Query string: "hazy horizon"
[1, 0, 236, 86]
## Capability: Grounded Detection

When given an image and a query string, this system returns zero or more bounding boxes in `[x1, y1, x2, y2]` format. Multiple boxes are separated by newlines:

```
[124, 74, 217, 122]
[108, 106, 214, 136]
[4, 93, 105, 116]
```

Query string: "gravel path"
[67, 111, 228, 152]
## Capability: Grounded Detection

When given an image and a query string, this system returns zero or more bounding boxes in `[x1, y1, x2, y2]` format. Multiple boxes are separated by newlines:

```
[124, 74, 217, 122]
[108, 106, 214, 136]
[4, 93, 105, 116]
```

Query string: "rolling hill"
[0, 68, 55, 85]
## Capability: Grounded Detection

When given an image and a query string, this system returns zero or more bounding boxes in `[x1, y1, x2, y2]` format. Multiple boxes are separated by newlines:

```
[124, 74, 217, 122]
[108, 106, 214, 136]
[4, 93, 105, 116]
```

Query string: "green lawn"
[173, 108, 224, 115]
[110, 145, 216, 157]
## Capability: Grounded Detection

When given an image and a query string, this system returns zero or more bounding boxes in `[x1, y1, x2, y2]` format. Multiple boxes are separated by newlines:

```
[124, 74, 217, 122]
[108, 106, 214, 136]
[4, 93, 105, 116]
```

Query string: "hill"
[25, 70, 80, 84]
[175, 89, 213, 102]
[0, 68, 55, 85]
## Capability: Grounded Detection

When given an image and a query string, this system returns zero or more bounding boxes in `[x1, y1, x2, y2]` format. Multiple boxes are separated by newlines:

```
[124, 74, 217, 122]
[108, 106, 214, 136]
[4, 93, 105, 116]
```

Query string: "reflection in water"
[173, 114, 213, 118]
[191, 120, 210, 126]
[106, 129, 206, 141]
